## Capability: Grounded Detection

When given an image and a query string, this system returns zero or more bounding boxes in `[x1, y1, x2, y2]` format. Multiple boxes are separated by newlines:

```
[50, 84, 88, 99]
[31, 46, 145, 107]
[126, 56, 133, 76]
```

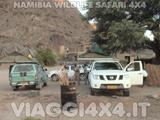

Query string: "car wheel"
[90, 88, 96, 96]
[123, 89, 130, 97]
[43, 82, 47, 87]
[142, 77, 147, 88]
[12, 86, 19, 91]
[51, 74, 59, 82]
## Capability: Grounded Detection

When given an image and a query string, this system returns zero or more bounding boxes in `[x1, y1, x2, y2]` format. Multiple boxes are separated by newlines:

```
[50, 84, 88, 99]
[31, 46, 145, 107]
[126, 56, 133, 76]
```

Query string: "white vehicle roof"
[93, 60, 119, 63]
[78, 57, 119, 61]
[92, 60, 124, 70]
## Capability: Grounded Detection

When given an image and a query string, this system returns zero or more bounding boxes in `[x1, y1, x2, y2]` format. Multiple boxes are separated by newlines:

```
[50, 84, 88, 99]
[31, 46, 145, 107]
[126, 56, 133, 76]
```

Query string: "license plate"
[107, 85, 118, 89]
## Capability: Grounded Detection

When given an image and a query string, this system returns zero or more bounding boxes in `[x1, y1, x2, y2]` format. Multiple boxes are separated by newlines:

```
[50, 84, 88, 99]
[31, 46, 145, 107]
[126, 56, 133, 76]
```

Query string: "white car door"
[125, 61, 144, 85]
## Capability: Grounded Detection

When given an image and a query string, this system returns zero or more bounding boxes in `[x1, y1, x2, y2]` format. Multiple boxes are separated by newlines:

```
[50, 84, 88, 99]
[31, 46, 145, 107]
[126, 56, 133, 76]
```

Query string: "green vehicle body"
[9, 63, 48, 90]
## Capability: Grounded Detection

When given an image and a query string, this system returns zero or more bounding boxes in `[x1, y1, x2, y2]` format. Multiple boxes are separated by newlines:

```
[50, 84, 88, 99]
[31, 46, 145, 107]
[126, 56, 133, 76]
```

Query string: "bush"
[36, 48, 56, 66]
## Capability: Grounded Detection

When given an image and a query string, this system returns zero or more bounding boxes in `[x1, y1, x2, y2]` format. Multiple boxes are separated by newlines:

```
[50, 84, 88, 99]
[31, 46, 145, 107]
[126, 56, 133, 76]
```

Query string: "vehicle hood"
[91, 70, 125, 75]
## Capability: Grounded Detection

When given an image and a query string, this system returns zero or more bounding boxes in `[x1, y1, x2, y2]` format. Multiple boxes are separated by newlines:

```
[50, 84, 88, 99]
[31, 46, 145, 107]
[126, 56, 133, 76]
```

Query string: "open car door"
[125, 61, 145, 86]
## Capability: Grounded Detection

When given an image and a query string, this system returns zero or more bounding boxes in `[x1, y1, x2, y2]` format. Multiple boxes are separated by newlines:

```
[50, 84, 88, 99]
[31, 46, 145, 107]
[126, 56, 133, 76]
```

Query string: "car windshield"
[94, 62, 122, 70]
[66, 65, 75, 70]
[13, 65, 34, 72]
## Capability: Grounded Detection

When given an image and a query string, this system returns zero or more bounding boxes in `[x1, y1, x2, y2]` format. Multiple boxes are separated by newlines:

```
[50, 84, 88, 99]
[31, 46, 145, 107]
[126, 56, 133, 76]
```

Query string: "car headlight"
[92, 74, 99, 80]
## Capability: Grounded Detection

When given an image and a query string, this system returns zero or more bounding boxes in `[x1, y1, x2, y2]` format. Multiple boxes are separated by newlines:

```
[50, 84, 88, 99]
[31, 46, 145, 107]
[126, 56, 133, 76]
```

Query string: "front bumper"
[10, 81, 38, 87]
[90, 78, 131, 89]
[91, 82, 131, 88]
[100, 84, 124, 90]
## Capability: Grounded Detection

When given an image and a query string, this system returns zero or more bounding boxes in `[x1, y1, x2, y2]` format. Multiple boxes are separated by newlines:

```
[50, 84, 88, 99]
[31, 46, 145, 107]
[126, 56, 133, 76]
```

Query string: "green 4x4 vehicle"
[9, 62, 48, 91]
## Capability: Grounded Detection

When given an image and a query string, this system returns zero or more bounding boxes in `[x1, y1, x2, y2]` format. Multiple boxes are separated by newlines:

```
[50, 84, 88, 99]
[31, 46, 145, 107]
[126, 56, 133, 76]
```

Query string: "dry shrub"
[146, 64, 160, 86]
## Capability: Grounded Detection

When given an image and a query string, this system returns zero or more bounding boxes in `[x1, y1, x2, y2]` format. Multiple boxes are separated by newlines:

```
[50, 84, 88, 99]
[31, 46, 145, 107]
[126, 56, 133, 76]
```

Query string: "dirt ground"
[0, 66, 160, 120]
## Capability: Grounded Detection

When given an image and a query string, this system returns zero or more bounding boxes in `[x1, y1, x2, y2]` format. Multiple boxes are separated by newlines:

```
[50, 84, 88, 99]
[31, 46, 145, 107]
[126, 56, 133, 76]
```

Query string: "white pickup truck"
[88, 60, 148, 96]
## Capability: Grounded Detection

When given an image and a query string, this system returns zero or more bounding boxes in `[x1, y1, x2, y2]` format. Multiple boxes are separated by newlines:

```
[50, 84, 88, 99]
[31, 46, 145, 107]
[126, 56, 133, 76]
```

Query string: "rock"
[0, 0, 90, 58]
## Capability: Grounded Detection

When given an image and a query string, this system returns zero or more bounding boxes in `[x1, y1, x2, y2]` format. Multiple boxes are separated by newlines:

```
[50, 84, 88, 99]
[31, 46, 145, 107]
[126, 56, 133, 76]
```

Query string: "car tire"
[123, 89, 130, 97]
[51, 74, 59, 82]
[12, 86, 19, 91]
[142, 77, 147, 88]
[43, 82, 47, 87]
[90, 88, 96, 96]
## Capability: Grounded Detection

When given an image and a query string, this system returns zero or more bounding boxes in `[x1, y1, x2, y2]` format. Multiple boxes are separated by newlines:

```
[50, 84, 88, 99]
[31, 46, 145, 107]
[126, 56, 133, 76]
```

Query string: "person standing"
[84, 64, 89, 85]
[74, 64, 80, 85]
[59, 65, 69, 86]
[59, 65, 77, 109]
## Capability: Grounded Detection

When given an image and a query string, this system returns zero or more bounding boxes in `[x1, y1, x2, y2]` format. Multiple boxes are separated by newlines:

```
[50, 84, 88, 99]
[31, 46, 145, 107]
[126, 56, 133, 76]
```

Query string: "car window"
[66, 65, 75, 71]
[71, 66, 75, 70]
[40, 66, 44, 71]
[35, 65, 39, 71]
[127, 62, 140, 71]
[37, 65, 43, 72]
[79, 65, 83, 69]
[94, 62, 122, 70]
[13, 65, 34, 72]
[66, 66, 69, 70]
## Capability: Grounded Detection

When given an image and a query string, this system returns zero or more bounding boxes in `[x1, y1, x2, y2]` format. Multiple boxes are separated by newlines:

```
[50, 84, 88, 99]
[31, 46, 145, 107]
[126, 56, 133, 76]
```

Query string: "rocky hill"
[0, 0, 90, 57]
